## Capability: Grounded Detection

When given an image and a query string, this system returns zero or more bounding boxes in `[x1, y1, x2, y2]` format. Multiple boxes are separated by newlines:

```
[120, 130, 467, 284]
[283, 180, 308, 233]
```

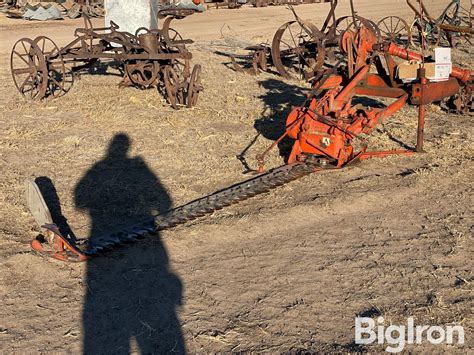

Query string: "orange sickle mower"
[28, 19, 472, 262]
[257, 17, 472, 171]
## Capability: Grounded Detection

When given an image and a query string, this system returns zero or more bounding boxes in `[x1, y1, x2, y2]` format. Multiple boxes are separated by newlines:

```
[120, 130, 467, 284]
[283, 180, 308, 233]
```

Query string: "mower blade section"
[28, 159, 325, 261]
[79, 161, 322, 255]
[26, 178, 53, 229]
[26, 178, 88, 262]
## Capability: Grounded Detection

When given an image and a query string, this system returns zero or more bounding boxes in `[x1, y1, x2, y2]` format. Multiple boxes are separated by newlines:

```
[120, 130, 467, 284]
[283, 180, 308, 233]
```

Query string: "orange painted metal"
[31, 224, 89, 262]
[385, 42, 424, 61]
[334, 66, 370, 108]
[254, 25, 472, 172]
[411, 77, 460, 105]
[416, 68, 427, 152]
[285, 62, 411, 167]
[354, 86, 407, 99]
[317, 75, 343, 90]
[450, 66, 472, 84]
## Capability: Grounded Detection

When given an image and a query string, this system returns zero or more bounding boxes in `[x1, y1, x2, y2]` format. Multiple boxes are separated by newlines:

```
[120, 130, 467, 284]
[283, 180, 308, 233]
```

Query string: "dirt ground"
[0, 1, 473, 353]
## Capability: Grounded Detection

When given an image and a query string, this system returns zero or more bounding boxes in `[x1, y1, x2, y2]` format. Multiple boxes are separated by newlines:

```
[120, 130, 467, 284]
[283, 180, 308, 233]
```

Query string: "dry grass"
[0, 12, 473, 353]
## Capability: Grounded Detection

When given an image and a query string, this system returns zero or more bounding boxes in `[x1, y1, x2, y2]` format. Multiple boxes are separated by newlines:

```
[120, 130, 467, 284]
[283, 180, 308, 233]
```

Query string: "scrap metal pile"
[27, 5, 472, 261]
[1, 0, 104, 20]
[10, 13, 203, 109]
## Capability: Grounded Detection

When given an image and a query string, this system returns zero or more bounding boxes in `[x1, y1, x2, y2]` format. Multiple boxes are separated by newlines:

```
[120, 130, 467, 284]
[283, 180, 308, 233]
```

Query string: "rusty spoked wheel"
[161, 17, 184, 45]
[124, 60, 160, 88]
[409, 20, 439, 50]
[187, 64, 202, 108]
[271, 20, 325, 80]
[34, 36, 74, 98]
[11, 38, 48, 100]
[345, 16, 381, 40]
[163, 65, 185, 109]
[437, 1, 472, 48]
[170, 58, 190, 81]
[377, 16, 411, 49]
[458, 3, 473, 28]
[437, 9, 473, 48]
[333, 16, 353, 37]
[166, 28, 183, 43]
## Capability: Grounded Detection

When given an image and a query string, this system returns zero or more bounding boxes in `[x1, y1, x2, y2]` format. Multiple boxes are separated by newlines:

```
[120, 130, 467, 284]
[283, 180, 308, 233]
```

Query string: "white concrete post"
[104, 0, 159, 34]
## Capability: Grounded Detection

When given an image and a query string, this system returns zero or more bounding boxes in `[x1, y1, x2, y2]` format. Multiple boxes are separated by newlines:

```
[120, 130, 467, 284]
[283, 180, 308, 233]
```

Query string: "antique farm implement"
[407, 0, 473, 48]
[10, 13, 202, 109]
[28, 20, 472, 262]
[231, 1, 343, 78]
[231, 0, 410, 79]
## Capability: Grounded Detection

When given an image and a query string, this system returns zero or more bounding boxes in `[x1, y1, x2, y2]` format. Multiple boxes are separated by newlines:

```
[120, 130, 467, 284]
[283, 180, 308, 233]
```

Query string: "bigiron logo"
[355, 317, 465, 353]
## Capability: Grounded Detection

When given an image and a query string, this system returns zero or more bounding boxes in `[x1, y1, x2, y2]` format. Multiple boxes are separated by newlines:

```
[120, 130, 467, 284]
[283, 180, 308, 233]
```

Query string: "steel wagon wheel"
[124, 60, 160, 88]
[409, 19, 439, 49]
[377, 16, 411, 48]
[344, 16, 381, 40]
[34, 36, 74, 98]
[458, 3, 473, 27]
[166, 28, 183, 43]
[186, 64, 202, 108]
[163, 65, 185, 109]
[442, 0, 461, 25]
[438, 3, 473, 48]
[333, 16, 352, 36]
[271, 20, 325, 80]
[11, 38, 48, 100]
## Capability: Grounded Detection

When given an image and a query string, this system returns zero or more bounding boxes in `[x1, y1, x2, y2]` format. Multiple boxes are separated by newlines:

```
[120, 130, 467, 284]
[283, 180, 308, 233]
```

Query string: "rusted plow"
[28, 18, 472, 262]
[10, 13, 203, 109]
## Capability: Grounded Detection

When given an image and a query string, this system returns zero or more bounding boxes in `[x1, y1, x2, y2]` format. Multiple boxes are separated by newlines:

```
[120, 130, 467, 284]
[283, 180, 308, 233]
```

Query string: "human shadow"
[75, 133, 184, 354]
